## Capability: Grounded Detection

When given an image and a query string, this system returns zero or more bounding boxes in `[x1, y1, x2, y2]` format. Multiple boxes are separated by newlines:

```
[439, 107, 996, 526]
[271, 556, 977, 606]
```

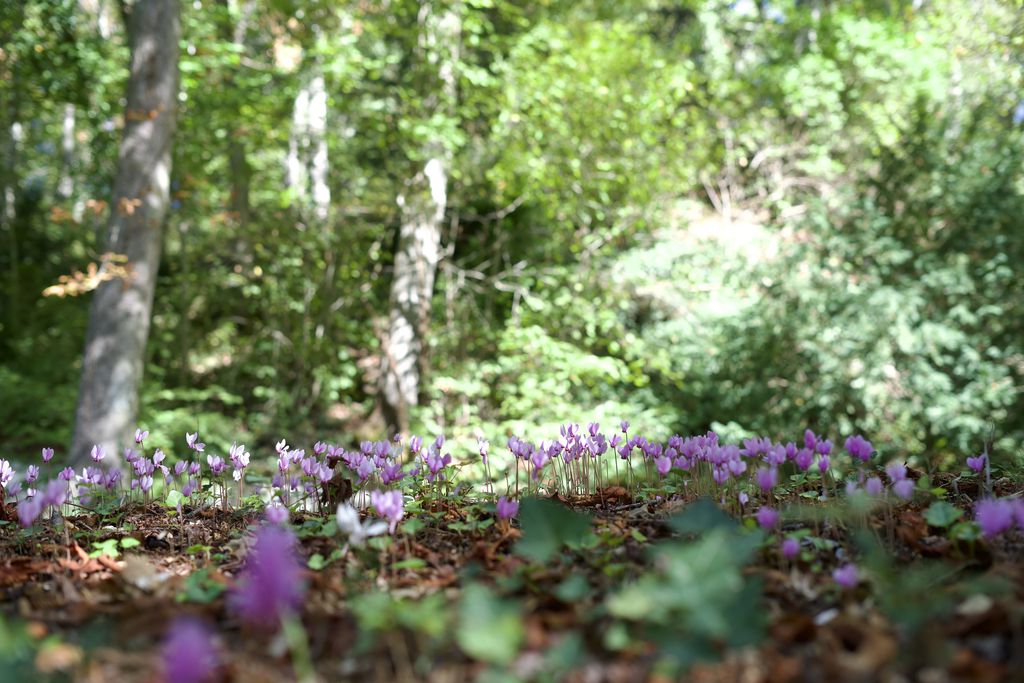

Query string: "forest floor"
[2, 477, 1024, 683]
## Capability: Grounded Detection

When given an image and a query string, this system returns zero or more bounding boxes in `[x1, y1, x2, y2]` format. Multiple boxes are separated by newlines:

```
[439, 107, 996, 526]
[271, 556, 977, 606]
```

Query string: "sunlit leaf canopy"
[0, 0, 1022, 471]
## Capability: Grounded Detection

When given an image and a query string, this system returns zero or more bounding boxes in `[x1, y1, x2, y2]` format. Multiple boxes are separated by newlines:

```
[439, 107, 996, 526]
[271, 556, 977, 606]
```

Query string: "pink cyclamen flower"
[0, 459, 14, 488]
[206, 455, 226, 476]
[966, 454, 987, 473]
[975, 499, 1014, 538]
[265, 498, 289, 525]
[186, 432, 205, 452]
[496, 496, 519, 520]
[370, 489, 405, 533]
[230, 525, 306, 628]
[818, 456, 830, 473]
[162, 617, 220, 683]
[17, 498, 43, 527]
[90, 445, 105, 463]
[864, 477, 884, 497]
[781, 537, 800, 559]
[892, 479, 915, 501]
[794, 448, 814, 471]
[885, 462, 907, 483]
[59, 467, 75, 482]
[26, 465, 39, 484]
[833, 563, 859, 589]
[756, 506, 780, 530]
[655, 455, 672, 476]
[844, 435, 873, 462]
[135, 429, 149, 444]
[41, 447, 54, 462]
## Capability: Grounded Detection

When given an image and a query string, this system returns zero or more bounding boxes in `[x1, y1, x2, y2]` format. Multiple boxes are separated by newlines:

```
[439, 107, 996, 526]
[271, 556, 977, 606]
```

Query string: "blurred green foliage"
[0, 0, 1022, 467]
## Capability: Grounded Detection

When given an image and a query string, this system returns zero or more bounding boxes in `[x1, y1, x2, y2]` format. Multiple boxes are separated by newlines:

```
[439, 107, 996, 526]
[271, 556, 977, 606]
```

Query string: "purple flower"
[816, 439, 833, 456]
[186, 432, 205, 452]
[40, 480, 68, 508]
[90, 445, 105, 463]
[370, 489, 404, 533]
[230, 525, 306, 628]
[833, 563, 859, 589]
[966, 454, 987, 473]
[885, 462, 907, 483]
[162, 617, 219, 683]
[864, 476, 884, 497]
[892, 479, 915, 501]
[976, 499, 1014, 538]
[803, 429, 818, 451]
[207, 455, 226, 476]
[17, 498, 43, 527]
[844, 435, 873, 462]
[496, 496, 519, 520]
[26, 465, 39, 484]
[738, 491, 749, 506]
[41, 447, 54, 463]
[188, 461, 201, 476]
[794, 448, 814, 471]
[756, 506, 779, 530]
[135, 428, 149, 444]
[182, 479, 199, 497]
[380, 461, 405, 485]
[620, 420, 630, 433]
[174, 461, 188, 477]
[818, 456, 830, 473]
[139, 476, 154, 493]
[59, 467, 75, 482]
[781, 538, 800, 559]
[655, 455, 672, 476]
[478, 437, 490, 465]
[265, 498, 289, 525]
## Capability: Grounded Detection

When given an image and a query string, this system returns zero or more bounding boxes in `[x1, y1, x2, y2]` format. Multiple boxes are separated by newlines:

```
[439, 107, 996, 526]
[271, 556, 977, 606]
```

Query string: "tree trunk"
[70, 0, 180, 466]
[285, 72, 330, 225]
[380, 1, 460, 436]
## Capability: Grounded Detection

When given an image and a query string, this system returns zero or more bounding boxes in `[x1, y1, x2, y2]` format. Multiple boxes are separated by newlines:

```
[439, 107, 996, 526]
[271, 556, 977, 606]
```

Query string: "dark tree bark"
[70, 0, 180, 466]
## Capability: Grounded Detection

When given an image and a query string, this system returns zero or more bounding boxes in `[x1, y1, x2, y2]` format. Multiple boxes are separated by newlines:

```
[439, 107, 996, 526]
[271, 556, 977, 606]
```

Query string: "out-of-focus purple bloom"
[620, 420, 630, 433]
[864, 477, 884, 497]
[135, 429, 149, 444]
[17, 498, 42, 527]
[59, 467, 75, 482]
[803, 429, 818, 451]
[893, 479, 915, 501]
[182, 478, 199, 497]
[313, 441, 328, 456]
[818, 456, 830, 473]
[186, 432, 205, 452]
[781, 538, 800, 559]
[162, 617, 220, 683]
[189, 461, 201, 476]
[833, 563, 859, 589]
[41, 447, 54, 462]
[845, 480, 860, 496]
[422, 449, 452, 483]
[26, 465, 39, 484]
[845, 435, 873, 462]
[976, 498, 1014, 538]
[230, 525, 306, 628]
[886, 462, 907, 483]
[756, 506, 779, 530]
[655, 455, 672, 476]
[816, 439, 833, 456]
[738, 491, 749, 506]
[496, 496, 519, 520]
[265, 498, 289, 525]
[409, 435, 423, 454]
[41, 480, 67, 508]
[174, 461, 188, 477]
[370, 489, 404, 533]
[124, 447, 139, 463]
[90, 445, 105, 463]
[966, 454, 987, 473]
[795, 448, 814, 471]
[139, 475, 154, 493]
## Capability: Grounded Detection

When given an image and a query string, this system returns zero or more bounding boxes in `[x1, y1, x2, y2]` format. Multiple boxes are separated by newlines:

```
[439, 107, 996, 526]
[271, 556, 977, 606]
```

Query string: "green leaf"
[924, 501, 963, 528]
[120, 537, 141, 550]
[456, 583, 524, 665]
[665, 498, 737, 536]
[514, 497, 592, 564]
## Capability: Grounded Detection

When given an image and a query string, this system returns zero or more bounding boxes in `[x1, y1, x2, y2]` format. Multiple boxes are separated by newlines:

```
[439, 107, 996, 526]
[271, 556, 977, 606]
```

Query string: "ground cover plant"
[2, 424, 1022, 682]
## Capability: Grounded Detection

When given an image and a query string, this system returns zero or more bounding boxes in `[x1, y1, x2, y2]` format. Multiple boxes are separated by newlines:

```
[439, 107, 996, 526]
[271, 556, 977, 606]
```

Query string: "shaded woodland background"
[1, 0, 1023, 469]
